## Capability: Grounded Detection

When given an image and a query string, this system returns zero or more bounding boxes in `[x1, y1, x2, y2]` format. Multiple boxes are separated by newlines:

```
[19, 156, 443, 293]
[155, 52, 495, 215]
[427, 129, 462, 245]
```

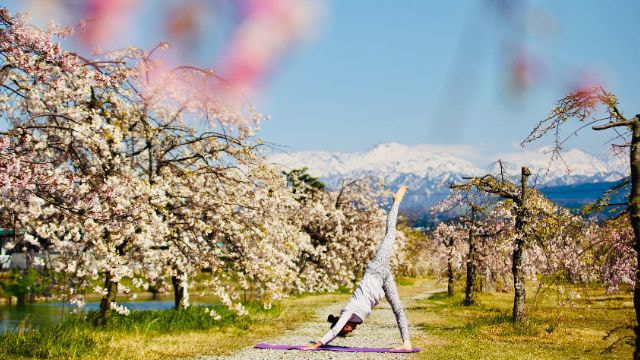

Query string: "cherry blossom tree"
[473, 206, 513, 293]
[0, 10, 164, 322]
[594, 215, 635, 293]
[523, 85, 640, 357]
[452, 167, 574, 321]
[285, 174, 409, 292]
[0, 8, 414, 325]
[431, 221, 467, 296]
[0, 8, 264, 321]
[394, 225, 434, 278]
[431, 192, 515, 302]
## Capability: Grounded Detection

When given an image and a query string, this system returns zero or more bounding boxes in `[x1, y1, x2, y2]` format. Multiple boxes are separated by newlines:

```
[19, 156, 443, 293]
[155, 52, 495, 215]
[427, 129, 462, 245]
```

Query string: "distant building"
[0, 228, 54, 270]
[0, 228, 15, 269]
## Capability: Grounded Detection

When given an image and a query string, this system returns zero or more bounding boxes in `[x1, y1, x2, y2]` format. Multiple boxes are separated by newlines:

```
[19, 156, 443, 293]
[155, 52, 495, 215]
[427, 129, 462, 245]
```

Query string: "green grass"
[0, 279, 634, 359]
[0, 302, 283, 359]
[409, 285, 634, 359]
[83, 303, 282, 332]
[0, 318, 108, 360]
[396, 276, 416, 286]
[0, 292, 349, 360]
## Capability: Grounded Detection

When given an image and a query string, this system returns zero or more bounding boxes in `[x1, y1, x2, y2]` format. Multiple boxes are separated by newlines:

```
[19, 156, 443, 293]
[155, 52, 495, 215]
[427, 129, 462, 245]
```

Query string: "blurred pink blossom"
[218, 0, 322, 94]
[568, 68, 607, 94]
[79, 0, 136, 48]
[509, 49, 546, 93]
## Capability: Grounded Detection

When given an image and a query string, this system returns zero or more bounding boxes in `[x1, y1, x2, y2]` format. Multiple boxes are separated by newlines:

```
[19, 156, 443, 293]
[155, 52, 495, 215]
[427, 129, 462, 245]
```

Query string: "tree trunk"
[512, 166, 530, 322]
[96, 274, 118, 325]
[512, 234, 525, 322]
[464, 205, 477, 306]
[447, 249, 455, 296]
[16, 294, 26, 307]
[150, 286, 158, 300]
[151, 285, 159, 300]
[149, 278, 163, 300]
[172, 274, 189, 310]
[628, 121, 640, 360]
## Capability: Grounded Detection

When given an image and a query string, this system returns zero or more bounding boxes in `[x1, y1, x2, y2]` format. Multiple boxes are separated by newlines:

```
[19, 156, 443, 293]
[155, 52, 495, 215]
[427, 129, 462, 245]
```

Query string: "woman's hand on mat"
[393, 185, 408, 203]
[302, 341, 323, 350]
[392, 340, 413, 351]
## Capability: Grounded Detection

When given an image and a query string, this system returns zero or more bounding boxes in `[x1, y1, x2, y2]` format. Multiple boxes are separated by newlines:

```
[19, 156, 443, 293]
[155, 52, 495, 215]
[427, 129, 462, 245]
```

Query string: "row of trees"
[431, 187, 631, 308]
[0, 9, 422, 323]
[429, 85, 638, 356]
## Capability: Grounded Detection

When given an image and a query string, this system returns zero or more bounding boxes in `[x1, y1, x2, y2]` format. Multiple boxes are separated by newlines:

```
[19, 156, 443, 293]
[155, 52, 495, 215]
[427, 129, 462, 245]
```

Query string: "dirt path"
[197, 280, 443, 360]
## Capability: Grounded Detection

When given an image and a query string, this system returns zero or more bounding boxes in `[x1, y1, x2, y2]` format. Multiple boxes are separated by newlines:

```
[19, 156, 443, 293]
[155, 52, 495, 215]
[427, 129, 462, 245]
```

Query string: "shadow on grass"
[418, 291, 553, 338]
[427, 291, 453, 302]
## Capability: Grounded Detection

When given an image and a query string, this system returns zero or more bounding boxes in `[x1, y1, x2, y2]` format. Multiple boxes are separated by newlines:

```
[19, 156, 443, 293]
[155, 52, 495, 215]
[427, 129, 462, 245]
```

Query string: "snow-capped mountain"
[269, 142, 627, 210]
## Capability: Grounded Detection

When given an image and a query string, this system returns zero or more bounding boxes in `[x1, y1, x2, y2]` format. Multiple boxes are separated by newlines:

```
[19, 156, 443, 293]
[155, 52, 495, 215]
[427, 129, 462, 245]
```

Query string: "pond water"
[0, 297, 217, 332]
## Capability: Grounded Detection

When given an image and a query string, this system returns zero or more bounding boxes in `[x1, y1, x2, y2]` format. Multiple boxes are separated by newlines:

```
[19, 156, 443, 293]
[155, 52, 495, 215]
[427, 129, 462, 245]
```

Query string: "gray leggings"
[365, 200, 410, 342]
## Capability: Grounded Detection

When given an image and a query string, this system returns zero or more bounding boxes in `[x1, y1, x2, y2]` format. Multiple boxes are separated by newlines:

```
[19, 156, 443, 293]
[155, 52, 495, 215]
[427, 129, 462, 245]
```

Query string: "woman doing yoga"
[303, 185, 412, 351]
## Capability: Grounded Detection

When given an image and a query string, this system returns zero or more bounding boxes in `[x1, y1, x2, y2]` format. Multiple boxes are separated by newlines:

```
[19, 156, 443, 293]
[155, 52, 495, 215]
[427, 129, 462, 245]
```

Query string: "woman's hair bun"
[327, 314, 338, 326]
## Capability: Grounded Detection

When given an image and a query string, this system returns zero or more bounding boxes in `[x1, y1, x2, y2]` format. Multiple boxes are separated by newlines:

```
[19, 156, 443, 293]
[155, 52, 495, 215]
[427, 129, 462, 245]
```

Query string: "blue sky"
[257, 0, 640, 157]
[7, 0, 640, 160]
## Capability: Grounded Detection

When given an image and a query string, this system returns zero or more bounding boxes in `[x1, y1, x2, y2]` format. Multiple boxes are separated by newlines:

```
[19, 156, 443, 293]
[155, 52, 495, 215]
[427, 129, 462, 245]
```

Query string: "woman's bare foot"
[393, 185, 408, 203]
[392, 340, 413, 351]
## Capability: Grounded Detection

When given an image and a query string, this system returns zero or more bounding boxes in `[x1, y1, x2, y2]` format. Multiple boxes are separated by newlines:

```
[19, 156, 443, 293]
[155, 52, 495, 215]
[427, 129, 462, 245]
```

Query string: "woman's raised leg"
[368, 186, 407, 270]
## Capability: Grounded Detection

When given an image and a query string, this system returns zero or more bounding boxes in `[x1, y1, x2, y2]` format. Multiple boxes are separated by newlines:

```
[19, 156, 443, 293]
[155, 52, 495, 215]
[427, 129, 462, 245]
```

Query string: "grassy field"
[0, 293, 350, 360]
[0, 278, 634, 359]
[408, 281, 634, 359]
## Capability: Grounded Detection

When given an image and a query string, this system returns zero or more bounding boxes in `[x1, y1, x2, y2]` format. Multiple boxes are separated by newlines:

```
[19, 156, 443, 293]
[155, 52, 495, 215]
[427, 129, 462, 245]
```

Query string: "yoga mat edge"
[254, 343, 420, 353]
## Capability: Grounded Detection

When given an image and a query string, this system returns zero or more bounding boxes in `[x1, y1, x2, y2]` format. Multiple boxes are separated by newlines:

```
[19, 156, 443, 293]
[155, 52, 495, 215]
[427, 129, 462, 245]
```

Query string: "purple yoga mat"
[254, 343, 420, 353]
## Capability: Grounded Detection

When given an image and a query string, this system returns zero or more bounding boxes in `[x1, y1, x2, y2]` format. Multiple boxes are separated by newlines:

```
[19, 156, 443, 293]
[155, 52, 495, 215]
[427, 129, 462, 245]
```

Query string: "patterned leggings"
[364, 200, 410, 342]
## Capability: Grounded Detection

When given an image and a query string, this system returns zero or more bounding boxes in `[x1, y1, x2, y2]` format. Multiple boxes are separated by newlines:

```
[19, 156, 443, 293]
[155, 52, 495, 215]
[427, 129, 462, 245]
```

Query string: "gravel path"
[197, 286, 441, 360]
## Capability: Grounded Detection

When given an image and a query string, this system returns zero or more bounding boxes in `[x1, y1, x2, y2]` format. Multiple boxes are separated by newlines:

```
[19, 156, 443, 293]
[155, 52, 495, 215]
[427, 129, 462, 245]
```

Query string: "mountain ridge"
[269, 142, 628, 211]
